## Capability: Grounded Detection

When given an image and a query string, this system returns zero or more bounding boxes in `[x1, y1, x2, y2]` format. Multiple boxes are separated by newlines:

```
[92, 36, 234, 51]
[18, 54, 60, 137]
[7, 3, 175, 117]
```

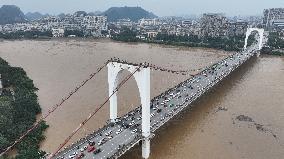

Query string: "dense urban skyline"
[1, 0, 283, 16]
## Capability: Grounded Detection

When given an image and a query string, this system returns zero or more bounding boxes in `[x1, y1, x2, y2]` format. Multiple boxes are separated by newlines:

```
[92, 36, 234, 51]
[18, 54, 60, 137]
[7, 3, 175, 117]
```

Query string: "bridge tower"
[244, 28, 265, 50]
[107, 61, 151, 159]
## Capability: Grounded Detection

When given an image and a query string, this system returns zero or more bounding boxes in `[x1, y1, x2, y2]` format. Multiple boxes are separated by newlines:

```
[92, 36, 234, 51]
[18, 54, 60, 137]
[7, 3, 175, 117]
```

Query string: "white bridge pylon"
[107, 61, 151, 159]
[244, 28, 264, 50]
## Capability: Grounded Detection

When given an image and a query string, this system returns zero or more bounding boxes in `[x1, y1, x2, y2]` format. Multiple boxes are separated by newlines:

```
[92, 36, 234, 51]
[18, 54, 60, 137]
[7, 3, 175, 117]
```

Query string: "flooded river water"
[0, 39, 283, 159]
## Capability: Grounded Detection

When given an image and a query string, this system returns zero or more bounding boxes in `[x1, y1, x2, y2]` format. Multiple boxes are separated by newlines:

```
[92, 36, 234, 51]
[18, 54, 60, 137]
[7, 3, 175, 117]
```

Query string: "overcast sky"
[1, 0, 283, 16]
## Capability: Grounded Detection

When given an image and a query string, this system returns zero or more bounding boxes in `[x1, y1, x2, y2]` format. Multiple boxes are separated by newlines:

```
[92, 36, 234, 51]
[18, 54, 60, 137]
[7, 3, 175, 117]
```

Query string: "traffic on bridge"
[51, 36, 265, 159]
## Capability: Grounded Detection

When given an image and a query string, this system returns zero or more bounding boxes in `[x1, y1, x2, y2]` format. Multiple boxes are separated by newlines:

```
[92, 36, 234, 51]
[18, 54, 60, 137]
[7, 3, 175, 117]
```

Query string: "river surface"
[0, 39, 283, 159]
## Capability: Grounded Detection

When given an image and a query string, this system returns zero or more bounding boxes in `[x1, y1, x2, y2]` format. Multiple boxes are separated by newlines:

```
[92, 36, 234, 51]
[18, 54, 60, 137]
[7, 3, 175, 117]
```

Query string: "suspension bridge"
[0, 28, 268, 159]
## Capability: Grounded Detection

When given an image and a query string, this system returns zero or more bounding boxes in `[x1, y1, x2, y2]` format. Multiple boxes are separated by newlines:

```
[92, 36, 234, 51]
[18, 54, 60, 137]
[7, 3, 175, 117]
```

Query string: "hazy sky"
[1, 0, 283, 16]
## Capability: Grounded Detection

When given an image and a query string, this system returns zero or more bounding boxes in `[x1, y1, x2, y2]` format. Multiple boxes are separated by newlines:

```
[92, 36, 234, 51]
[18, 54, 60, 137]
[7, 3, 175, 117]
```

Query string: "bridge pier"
[244, 28, 264, 50]
[108, 62, 151, 158]
[142, 137, 150, 159]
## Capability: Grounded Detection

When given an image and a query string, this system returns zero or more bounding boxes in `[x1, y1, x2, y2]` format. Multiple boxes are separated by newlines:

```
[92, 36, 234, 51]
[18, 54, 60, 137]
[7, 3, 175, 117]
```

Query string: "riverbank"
[0, 58, 48, 159]
[269, 50, 284, 56]
[111, 36, 248, 52]
[111, 28, 257, 52]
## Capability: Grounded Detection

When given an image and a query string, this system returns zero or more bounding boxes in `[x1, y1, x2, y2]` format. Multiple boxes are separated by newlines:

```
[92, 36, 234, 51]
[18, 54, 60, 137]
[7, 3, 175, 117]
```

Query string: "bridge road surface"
[51, 44, 260, 159]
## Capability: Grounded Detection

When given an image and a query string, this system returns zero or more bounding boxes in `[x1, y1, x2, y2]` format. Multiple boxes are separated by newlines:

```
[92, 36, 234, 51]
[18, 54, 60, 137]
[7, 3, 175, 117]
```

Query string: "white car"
[105, 130, 112, 136]
[116, 129, 122, 134]
[98, 140, 103, 146]
[131, 129, 138, 133]
[129, 121, 135, 126]
[68, 152, 78, 158]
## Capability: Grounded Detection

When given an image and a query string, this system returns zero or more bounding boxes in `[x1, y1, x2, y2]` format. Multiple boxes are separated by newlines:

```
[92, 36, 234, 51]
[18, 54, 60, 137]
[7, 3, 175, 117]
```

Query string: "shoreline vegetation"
[0, 58, 48, 159]
[111, 28, 284, 56]
[263, 32, 284, 56]
[111, 28, 254, 52]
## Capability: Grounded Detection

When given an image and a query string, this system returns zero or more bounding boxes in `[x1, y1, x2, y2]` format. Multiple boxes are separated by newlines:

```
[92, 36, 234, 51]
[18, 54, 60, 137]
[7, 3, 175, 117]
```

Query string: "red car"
[87, 146, 96, 152]
[76, 153, 85, 159]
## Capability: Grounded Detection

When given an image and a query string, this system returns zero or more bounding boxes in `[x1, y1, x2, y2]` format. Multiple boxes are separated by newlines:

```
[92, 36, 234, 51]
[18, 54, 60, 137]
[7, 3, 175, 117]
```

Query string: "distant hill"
[88, 11, 102, 16]
[101, 6, 157, 22]
[25, 12, 49, 21]
[74, 11, 87, 17]
[0, 5, 26, 24]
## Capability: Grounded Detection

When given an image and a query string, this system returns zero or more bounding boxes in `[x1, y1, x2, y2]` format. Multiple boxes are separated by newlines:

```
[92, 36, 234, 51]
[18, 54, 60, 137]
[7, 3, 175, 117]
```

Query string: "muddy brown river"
[0, 39, 283, 159]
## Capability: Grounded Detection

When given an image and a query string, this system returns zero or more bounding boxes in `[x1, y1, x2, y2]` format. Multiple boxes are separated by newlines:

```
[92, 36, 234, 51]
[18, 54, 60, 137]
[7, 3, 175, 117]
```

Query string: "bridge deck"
[52, 45, 259, 159]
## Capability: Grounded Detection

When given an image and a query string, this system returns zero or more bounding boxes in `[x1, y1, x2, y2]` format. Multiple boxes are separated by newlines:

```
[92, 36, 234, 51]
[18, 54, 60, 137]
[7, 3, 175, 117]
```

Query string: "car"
[80, 147, 85, 152]
[105, 130, 112, 136]
[69, 152, 78, 159]
[116, 129, 123, 134]
[122, 123, 130, 129]
[129, 121, 134, 126]
[87, 146, 96, 152]
[76, 153, 85, 159]
[89, 141, 95, 146]
[93, 148, 101, 155]
[98, 138, 107, 146]
[98, 140, 103, 146]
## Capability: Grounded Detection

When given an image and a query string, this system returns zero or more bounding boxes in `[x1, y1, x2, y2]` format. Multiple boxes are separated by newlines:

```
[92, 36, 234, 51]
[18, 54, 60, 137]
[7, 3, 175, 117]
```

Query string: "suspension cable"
[1, 57, 206, 157]
[48, 64, 142, 158]
[0, 61, 109, 156]
[109, 57, 204, 76]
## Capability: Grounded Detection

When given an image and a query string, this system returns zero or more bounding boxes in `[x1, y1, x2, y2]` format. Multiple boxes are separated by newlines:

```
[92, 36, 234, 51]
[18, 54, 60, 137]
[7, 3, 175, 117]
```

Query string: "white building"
[139, 18, 161, 26]
[116, 19, 133, 27]
[83, 16, 107, 30]
[146, 31, 158, 38]
[52, 28, 65, 37]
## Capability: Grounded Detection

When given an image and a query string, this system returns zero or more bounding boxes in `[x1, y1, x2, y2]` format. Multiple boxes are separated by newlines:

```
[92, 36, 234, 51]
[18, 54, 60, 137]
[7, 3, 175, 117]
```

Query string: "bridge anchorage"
[107, 60, 151, 158]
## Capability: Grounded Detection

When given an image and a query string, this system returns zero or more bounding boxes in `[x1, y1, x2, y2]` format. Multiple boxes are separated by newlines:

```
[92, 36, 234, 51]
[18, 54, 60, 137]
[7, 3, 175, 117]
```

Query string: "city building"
[229, 20, 248, 36]
[200, 13, 230, 37]
[139, 18, 161, 26]
[263, 8, 284, 30]
[52, 28, 64, 37]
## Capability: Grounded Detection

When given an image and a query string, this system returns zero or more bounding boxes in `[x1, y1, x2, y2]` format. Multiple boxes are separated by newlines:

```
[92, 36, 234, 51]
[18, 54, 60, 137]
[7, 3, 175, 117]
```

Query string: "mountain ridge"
[101, 6, 158, 22]
[0, 5, 26, 24]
